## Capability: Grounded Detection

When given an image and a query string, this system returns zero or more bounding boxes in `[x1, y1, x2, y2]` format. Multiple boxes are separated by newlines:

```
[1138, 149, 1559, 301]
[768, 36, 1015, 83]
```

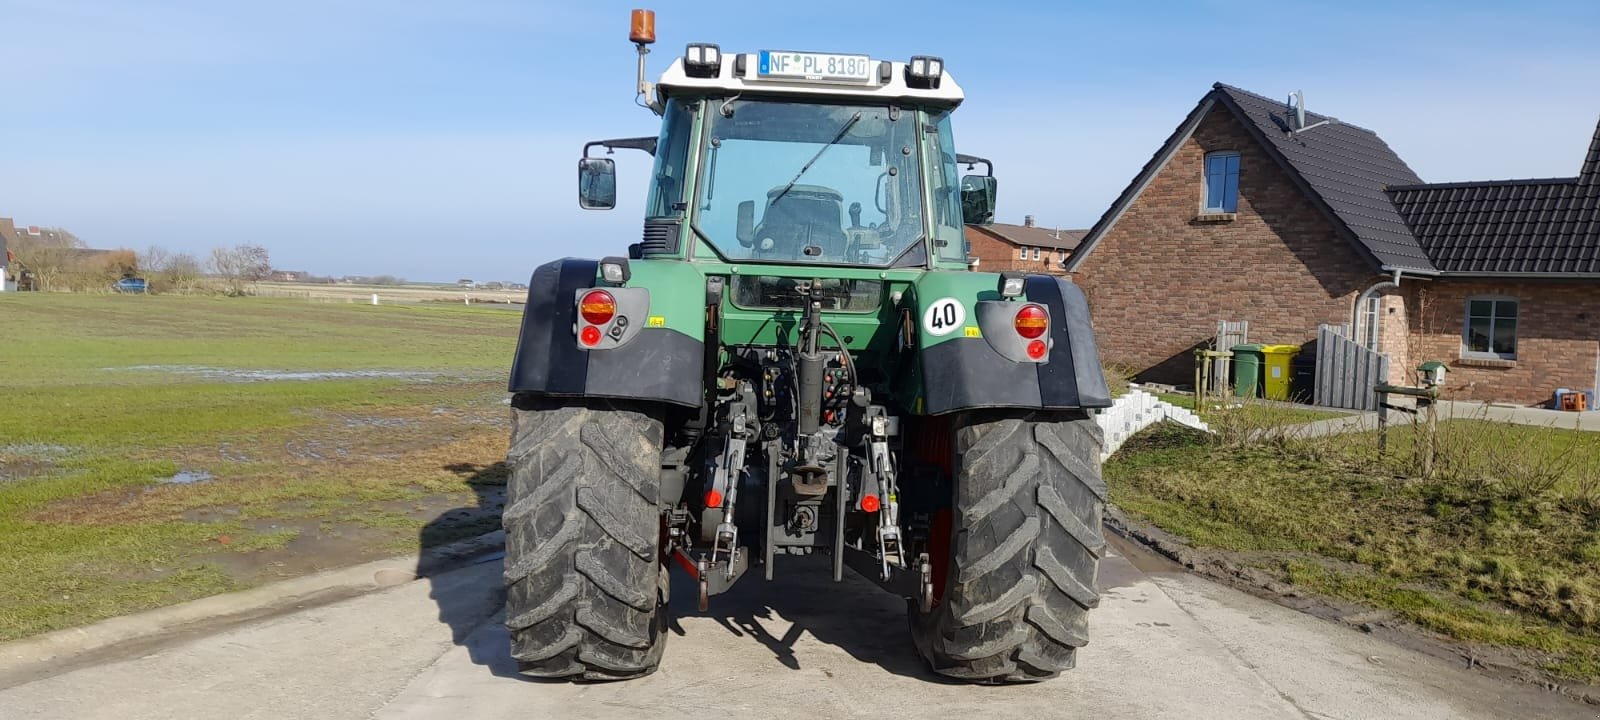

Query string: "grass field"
[1107, 419, 1600, 684]
[0, 294, 521, 642]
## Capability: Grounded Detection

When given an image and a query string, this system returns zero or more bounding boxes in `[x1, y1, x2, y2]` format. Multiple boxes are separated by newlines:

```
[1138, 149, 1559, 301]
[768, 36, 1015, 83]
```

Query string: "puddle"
[110, 365, 441, 383]
[162, 470, 214, 485]
[0, 444, 73, 458]
[342, 416, 414, 429]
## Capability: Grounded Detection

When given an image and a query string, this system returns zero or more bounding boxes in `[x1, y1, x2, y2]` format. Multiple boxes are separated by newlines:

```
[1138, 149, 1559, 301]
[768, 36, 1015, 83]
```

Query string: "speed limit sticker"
[922, 297, 966, 337]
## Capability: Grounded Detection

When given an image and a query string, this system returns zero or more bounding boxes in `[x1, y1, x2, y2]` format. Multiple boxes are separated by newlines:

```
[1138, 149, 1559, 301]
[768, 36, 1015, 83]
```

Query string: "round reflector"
[579, 326, 603, 346]
[861, 494, 881, 513]
[1013, 304, 1048, 339]
[705, 489, 723, 508]
[579, 290, 616, 325]
[1026, 339, 1048, 360]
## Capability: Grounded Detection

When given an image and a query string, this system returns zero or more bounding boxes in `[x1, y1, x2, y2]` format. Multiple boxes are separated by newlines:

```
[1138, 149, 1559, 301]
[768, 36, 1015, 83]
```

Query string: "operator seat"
[754, 185, 847, 260]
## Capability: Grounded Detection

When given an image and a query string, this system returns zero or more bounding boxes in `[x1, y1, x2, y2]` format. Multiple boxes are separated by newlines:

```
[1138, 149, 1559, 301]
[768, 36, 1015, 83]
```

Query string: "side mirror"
[578, 158, 617, 210]
[960, 175, 997, 225]
[960, 172, 998, 224]
[736, 200, 756, 247]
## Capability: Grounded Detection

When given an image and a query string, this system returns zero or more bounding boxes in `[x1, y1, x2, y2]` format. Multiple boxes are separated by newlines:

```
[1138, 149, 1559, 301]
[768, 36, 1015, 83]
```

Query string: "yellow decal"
[963, 326, 981, 338]
[647, 316, 667, 327]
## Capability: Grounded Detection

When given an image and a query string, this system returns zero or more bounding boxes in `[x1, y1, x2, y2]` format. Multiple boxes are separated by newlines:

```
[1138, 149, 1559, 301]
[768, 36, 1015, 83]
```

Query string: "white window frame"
[1032, 248, 1040, 261]
[1018, 246, 1027, 260]
[1357, 295, 1381, 351]
[1462, 296, 1518, 360]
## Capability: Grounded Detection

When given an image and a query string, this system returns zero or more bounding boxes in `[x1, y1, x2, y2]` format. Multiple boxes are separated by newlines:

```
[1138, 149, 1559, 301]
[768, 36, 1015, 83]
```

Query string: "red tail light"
[579, 290, 616, 325]
[1013, 304, 1048, 339]
[1026, 340, 1048, 360]
[860, 494, 881, 513]
[705, 489, 724, 508]
[579, 326, 602, 346]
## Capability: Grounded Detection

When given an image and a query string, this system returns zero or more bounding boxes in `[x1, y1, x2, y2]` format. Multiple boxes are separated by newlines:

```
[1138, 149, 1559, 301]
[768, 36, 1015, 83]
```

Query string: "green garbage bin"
[1260, 344, 1302, 401]
[1231, 344, 1265, 397]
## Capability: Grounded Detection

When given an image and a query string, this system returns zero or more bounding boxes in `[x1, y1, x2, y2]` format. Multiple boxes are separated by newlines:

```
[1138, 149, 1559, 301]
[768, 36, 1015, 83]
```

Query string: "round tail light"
[579, 290, 616, 325]
[579, 326, 603, 346]
[861, 494, 881, 513]
[1026, 339, 1048, 360]
[1013, 304, 1048, 339]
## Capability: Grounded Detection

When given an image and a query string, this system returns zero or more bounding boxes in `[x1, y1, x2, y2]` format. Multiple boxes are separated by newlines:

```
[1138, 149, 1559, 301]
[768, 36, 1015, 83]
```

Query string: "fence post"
[371, 293, 379, 306]
[1377, 387, 1388, 456]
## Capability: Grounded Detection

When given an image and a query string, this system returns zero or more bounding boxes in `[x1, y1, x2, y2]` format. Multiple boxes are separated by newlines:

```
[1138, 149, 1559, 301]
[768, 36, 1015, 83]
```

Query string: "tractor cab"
[578, 37, 996, 272]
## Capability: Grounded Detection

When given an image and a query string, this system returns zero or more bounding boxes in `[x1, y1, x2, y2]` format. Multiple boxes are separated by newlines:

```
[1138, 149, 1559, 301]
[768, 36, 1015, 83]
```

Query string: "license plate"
[757, 50, 873, 84]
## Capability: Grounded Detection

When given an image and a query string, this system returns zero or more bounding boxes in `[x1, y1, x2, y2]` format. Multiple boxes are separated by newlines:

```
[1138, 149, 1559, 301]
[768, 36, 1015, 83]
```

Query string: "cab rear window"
[730, 276, 882, 312]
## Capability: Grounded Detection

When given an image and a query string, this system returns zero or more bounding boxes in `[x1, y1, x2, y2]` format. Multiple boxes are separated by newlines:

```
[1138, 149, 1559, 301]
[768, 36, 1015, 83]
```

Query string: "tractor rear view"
[504, 10, 1111, 684]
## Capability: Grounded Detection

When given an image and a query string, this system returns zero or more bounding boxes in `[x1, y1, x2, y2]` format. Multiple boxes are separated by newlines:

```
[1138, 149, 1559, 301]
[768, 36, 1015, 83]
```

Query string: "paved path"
[1286, 398, 1600, 439]
[0, 542, 1586, 720]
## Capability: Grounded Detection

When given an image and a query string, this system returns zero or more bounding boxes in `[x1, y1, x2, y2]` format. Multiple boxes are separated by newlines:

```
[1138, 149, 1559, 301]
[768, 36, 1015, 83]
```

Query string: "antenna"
[1285, 89, 1336, 136]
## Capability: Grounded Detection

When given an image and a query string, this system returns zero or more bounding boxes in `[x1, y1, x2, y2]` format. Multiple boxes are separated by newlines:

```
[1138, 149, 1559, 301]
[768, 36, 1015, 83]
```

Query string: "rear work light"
[579, 290, 617, 325]
[1013, 304, 1048, 339]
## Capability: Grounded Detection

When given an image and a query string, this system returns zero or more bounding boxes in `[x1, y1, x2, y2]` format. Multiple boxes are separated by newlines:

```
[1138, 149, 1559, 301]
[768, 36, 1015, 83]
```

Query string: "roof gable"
[1070, 83, 1436, 274]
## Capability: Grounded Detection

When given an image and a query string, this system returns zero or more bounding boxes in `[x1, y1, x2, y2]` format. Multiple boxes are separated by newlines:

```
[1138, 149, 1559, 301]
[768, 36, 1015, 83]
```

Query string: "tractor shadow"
[419, 462, 947, 682]
[669, 553, 953, 682]
[418, 461, 529, 681]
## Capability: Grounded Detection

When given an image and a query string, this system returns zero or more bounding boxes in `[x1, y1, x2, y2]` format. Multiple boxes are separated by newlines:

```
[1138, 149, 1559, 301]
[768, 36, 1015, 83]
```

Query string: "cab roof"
[656, 55, 964, 107]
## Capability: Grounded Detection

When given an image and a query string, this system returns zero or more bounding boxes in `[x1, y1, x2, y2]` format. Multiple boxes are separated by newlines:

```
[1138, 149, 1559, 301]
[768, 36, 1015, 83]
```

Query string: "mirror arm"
[956, 153, 993, 177]
[583, 136, 660, 158]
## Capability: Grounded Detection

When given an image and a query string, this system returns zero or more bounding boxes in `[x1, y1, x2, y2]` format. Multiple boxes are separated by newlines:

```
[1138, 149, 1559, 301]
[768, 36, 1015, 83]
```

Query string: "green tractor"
[504, 11, 1111, 684]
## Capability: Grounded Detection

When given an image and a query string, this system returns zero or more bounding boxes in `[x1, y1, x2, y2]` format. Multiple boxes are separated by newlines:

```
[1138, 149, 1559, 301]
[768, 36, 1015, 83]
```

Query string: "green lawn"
[1107, 420, 1600, 684]
[0, 294, 521, 641]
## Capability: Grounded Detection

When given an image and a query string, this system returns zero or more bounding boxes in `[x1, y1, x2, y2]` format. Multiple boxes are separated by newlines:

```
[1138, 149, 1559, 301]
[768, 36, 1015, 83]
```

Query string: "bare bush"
[142, 245, 210, 294]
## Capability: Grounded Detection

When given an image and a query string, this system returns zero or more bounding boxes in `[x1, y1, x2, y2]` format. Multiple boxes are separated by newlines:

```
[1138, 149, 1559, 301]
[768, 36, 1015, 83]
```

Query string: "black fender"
[508, 258, 704, 408]
[920, 275, 1111, 415]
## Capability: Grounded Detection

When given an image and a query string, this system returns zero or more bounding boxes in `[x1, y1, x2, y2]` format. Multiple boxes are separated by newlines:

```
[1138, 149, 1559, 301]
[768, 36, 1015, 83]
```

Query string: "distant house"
[457, 279, 474, 288]
[274, 270, 308, 282]
[964, 216, 1085, 275]
[1068, 83, 1600, 406]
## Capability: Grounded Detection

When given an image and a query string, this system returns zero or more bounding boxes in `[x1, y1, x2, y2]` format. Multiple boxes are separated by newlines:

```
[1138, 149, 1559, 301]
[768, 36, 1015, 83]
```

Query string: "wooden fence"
[1312, 324, 1389, 411]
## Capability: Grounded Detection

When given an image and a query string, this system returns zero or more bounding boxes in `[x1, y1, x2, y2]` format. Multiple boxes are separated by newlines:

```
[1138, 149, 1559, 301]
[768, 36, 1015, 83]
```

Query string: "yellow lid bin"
[1258, 344, 1302, 401]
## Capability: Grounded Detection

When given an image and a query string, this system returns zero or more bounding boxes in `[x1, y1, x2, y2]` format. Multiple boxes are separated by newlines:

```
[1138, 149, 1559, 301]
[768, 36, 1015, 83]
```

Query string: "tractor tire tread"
[503, 397, 667, 682]
[911, 411, 1104, 684]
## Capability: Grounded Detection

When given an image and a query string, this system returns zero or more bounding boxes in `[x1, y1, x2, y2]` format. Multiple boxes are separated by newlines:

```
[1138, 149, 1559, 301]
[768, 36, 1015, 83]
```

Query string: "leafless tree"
[10, 228, 84, 291]
[210, 244, 272, 296]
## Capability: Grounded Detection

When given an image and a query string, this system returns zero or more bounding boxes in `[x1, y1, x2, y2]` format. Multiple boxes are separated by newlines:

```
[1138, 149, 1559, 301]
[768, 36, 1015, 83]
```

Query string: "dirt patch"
[1105, 506, 1600, 706]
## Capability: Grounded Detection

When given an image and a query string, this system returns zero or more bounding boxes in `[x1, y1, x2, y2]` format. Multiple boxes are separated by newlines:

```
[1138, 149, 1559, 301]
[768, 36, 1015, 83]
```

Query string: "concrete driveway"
[0, 539, 1585, 720]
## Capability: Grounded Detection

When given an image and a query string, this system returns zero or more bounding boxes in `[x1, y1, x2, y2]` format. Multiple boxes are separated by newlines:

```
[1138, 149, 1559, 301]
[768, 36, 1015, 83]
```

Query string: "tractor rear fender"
[508, 258, 704, 408]
[914, 274, 1111, 415]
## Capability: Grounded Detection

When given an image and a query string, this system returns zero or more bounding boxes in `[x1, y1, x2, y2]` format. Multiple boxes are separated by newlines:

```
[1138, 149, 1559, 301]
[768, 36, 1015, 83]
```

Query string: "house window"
[1032, 248, 1040, 261]
[1357, 296, 1381, 351]
[1018, 246, 1027, 260]
[1204, 151, 1240, 213]
[1463, 297, 1517, 359]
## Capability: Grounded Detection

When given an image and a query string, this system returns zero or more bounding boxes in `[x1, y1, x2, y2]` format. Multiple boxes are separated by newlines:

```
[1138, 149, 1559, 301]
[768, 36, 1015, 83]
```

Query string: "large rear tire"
[910, 411, 1106, 683]
[503, 396, 668, 681]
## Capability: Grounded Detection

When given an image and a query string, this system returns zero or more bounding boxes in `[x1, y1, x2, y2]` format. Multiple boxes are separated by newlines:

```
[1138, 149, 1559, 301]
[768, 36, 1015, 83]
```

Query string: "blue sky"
[4, 0, 1598, 282]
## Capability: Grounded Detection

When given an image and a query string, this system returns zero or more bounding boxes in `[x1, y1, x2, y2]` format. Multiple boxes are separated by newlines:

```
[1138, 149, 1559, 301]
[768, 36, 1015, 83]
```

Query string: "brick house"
[964, 216, 1086, 275]
[1067, 83, 1600, 406]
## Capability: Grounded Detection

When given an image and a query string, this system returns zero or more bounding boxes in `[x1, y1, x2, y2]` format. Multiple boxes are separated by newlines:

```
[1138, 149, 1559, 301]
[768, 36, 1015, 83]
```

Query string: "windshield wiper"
[770, 111, 862, 206]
